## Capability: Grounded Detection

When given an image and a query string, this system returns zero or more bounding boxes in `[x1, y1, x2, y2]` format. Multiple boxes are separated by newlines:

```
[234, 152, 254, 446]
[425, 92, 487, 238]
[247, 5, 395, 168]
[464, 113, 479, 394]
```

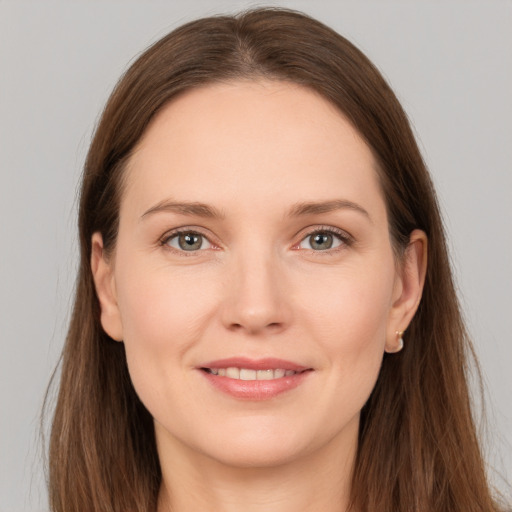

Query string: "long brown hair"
[46, 8, 504, 512]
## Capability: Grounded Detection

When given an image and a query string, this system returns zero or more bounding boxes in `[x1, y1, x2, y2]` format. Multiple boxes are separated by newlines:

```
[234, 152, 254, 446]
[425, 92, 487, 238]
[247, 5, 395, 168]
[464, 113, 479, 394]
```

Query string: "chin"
[207, 440, 306, 469]
[193, 420, 323, 469]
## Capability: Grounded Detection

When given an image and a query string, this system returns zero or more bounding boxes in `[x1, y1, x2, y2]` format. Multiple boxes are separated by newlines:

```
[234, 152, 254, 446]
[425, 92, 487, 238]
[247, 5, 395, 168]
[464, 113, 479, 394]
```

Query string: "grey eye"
[167, 232, 212, 251]
[299, 231, 343, 251]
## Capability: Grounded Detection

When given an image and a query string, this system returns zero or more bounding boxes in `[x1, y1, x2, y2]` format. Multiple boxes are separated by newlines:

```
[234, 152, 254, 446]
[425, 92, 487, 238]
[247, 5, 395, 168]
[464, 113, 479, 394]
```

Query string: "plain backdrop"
[1, 1, 511, 510]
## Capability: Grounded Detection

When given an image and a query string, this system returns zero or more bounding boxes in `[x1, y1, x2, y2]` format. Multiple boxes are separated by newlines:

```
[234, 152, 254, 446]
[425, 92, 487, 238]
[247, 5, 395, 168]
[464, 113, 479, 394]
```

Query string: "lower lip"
[200, 370, 312, 400]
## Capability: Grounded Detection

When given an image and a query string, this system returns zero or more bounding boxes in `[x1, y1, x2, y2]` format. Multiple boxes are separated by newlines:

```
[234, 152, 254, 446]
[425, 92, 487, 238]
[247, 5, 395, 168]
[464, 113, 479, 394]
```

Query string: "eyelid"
[293, 225, 354, 252]
[158, 224, 354, 256]
[159, 226, 219, 255]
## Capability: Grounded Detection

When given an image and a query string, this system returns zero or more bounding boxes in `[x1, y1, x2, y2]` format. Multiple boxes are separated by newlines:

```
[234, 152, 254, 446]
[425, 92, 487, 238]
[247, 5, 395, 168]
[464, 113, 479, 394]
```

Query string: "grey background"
[1, 1, 511, 510]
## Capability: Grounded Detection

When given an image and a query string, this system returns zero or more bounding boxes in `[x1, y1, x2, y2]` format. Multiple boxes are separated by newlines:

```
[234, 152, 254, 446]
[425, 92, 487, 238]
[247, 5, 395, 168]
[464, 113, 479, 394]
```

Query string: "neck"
[156, 423, 357, 512]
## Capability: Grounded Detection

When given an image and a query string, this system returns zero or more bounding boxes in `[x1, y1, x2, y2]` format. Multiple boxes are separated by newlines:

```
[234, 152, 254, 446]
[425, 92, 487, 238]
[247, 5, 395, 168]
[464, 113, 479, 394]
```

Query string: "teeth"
[257, 369, 274, 380]
[240, 369, 257, 380]
[207, 367, 298, 380]
[226, 367, 240, 379]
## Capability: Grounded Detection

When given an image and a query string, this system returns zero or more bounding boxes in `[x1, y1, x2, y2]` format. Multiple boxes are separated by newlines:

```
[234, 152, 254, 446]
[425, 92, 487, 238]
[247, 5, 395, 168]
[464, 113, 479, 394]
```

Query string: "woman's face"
[93, 80, 423, 468]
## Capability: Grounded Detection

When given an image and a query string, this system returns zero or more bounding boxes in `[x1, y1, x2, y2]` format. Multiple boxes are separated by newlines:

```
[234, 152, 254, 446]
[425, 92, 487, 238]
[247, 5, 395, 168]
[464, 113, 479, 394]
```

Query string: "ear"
[91, 232, 123, 341]
[385, 229, 427, 353]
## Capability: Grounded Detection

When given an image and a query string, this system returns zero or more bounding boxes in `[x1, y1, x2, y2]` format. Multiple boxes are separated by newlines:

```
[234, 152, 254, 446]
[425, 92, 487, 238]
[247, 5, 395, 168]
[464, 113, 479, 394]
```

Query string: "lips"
[205, 367, 298, 380]
[198, 357, 313, 400]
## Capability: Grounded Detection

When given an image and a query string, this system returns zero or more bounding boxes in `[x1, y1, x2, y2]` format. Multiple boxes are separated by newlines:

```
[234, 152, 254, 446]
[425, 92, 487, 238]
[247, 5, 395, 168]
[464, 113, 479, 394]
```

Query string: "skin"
[92, 80, 427, 512]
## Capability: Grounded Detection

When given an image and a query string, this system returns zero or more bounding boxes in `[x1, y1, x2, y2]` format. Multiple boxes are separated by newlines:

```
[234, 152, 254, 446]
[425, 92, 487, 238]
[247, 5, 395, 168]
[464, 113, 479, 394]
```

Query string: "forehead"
[122, 80, 384, 220]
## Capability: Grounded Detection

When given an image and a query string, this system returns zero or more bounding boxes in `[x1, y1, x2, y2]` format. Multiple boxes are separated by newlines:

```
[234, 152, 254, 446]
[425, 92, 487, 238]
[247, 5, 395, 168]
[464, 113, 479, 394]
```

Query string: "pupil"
[312, 233, 332, 250]
[179, 233, 202, 251]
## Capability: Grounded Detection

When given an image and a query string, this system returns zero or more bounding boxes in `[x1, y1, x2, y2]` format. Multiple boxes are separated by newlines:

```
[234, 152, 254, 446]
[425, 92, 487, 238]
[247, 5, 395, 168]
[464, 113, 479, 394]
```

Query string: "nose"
[220, 248, 292, 336]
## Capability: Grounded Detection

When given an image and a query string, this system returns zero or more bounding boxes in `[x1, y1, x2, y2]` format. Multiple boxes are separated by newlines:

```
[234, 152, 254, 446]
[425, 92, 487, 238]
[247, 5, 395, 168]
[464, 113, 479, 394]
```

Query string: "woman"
[46, 7, 506, 512]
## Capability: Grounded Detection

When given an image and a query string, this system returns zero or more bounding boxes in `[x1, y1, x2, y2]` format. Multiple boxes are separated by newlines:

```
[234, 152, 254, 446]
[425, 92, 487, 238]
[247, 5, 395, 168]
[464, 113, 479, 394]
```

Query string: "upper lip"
[198, 357, 310, 372]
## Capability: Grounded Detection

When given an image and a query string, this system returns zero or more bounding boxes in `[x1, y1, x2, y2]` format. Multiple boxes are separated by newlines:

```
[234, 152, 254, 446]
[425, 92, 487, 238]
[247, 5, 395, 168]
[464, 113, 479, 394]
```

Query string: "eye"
[298, 228, 349, 251]
[164, 231, 213, 252]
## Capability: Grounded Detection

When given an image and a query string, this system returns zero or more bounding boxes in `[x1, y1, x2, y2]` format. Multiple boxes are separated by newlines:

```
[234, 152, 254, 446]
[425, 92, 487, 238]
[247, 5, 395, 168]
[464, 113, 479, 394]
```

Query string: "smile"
[198, 358, 313, 400]
[203, 367, 300, 380]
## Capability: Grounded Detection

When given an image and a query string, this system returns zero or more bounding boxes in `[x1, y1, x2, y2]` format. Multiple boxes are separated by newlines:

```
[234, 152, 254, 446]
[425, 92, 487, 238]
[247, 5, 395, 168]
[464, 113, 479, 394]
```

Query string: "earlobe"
[91, 232, 123, 342]
[385, 230, 427, 353]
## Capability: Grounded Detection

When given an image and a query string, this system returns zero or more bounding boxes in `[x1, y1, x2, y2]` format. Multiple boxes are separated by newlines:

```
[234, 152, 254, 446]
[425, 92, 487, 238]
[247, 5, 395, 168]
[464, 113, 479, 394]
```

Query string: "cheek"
[296, 256, 395, 404]
[113, 261, 220, 394]
[112, 261, 226, 433]
[301, 265, 394, 417]
[299, 261, 395, 354]
[116, 261, 216, 342]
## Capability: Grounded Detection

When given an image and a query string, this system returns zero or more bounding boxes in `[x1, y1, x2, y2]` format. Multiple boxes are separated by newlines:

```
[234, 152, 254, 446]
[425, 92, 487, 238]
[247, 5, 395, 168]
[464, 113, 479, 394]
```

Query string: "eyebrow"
[140, 200, 225, 220]
[140, 198, 371, 222]
[286, 199, 372, 222]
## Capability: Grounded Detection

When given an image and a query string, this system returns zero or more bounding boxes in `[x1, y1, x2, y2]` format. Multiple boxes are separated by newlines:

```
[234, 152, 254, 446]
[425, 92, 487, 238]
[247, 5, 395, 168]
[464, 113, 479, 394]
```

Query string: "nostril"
[227, 321, 283, 334]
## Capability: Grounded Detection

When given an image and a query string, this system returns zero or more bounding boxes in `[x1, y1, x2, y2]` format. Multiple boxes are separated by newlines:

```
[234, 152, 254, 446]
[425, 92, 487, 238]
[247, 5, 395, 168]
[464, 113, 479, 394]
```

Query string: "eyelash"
[295, 226, 354, 255]
[159, 225, 353, 257]
[159, 229, 214, 257]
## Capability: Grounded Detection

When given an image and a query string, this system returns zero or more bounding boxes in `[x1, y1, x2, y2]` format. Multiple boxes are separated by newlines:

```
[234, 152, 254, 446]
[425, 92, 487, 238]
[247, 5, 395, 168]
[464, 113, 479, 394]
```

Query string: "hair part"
[45, 7, 503, 511]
